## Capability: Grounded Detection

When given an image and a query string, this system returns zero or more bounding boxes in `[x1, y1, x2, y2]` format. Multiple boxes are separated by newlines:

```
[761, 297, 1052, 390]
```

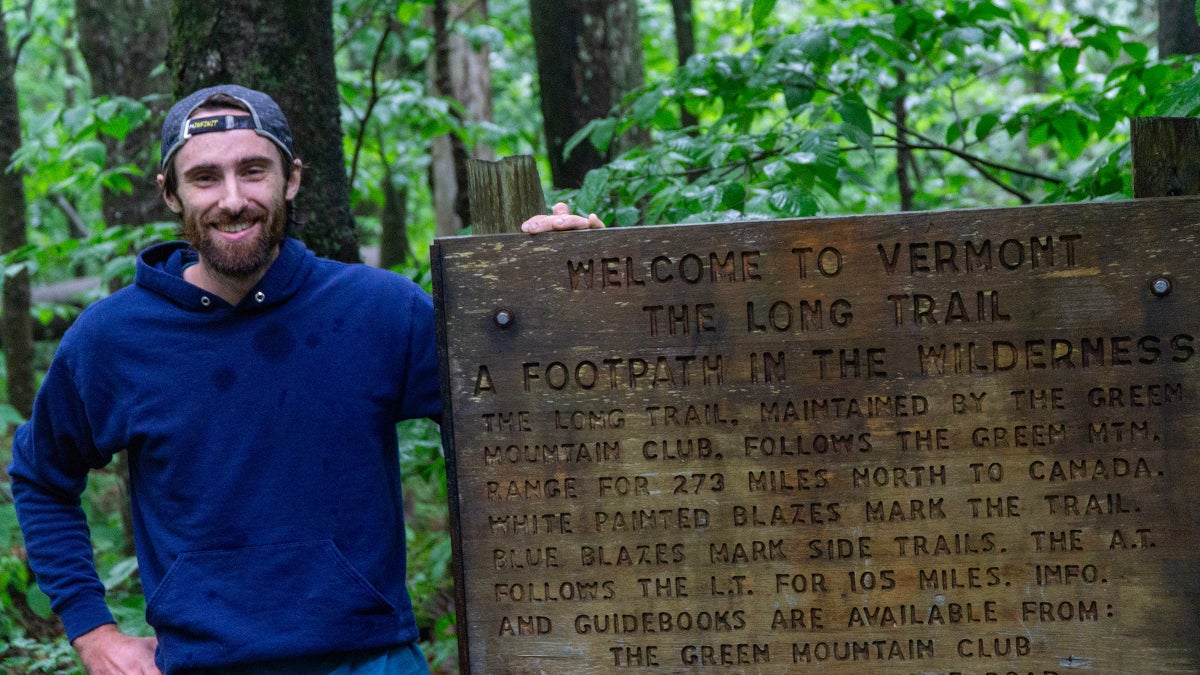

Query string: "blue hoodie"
[8, 238, 441, 672]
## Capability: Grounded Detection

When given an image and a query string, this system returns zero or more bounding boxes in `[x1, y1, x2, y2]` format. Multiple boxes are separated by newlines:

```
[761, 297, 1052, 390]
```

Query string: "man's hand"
[521, 201, 605, 233]
[73, 623, 160, 675]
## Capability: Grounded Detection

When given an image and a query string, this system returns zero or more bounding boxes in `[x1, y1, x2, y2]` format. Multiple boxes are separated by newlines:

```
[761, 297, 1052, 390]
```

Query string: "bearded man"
[8, 84, 601, 675]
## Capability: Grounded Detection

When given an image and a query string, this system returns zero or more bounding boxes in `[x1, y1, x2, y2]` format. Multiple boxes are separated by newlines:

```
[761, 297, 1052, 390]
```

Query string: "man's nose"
[218, 176, 247, 212]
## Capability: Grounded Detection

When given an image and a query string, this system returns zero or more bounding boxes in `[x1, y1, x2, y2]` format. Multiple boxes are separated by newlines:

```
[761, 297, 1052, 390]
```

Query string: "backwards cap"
[160, 84, 295, 172]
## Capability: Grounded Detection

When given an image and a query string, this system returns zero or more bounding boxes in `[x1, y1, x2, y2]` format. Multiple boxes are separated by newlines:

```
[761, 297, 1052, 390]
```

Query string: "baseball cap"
[160, 84, 295, 171]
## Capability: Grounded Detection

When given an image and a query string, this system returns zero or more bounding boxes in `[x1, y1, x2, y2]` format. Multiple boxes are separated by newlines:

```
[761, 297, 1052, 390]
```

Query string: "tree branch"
[53, 194, 90, 238]
[8, 0, 36, 63]
[347, 19, 392, 191]
[892, 75, 915, 210]
[875, 134, 1061, 184]
[333, 0, 388, 52]
[875, 143, 1035, 202]
[808, 69, 1061, 199]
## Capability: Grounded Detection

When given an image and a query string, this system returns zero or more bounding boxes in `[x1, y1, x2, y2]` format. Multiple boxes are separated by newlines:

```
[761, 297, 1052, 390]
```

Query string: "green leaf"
[62, 105, 93, 136]
[1121, 40, 1148, 61]
[102, 556, 140, 591]
[1081, 28, 1122, 59]
[894, 7, 915, 39]
[25, 584, 53, 619]
[720, 182, 747, 210]
[95, 98, 121, 120]
[563, 118, 616, 158]
[783, 151, 818, 166]
[798, 27, 831, 61]
[840, 122, 875, 157]
[762, 159, 790, 180]
[99, 115, 133, 141]
[835, 92, 874, 139]
[974, 113, 1000, 141]
[1050, 114, 1086, 157]
[1058, 47, 1080, 83]
[1143, 63, 1173, 92]
[768, 188, 819, 217]
[945, 26, 986, 49]
[0, 403, 26, 426]
[653, 105, 680, 129]
[576, 169, 609, 213]
[1159, 72, 1200, 117]
[750, 0, 778, 31]
[631, 90, 661, 124]
[62, 139, 106, 166]
[613, 205, 641, 227]
[1028, 121, 1051, 148]
[467, 24, 503, 50]
[967, 0, 1009, 22]
[5, 259, 36, 280]
[101, 172, 133, 195]
[946, 123, 962, 146]
[784, 85, 814, 110]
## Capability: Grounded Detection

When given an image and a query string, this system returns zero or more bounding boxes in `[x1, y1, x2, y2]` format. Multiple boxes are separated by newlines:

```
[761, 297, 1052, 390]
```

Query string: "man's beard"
[182, 197, 289, 279]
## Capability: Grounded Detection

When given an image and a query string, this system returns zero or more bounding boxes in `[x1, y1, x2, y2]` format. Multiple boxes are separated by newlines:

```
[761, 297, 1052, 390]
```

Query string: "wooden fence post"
[1131, 117, 1200, 198]
[466, 155, 547, 234]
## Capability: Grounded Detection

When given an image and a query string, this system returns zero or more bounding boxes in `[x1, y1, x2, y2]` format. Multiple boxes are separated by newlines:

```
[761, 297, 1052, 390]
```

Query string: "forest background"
[1, 0, 1199, 672]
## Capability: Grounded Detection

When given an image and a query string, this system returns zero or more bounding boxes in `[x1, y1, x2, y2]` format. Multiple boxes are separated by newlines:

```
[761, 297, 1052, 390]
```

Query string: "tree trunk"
[430, 0, 492, 237]
[892, 0, 915, 211]
[379, 166, 412, 269]
[467, 156, 547, 234]
[893, 73, 915, 211]
[1132, 117, 1200, 197]
[0, 11, 35, 422]
[528, 0, 647, 189]
[166, 0, 358, 262]
[671, 0, 698, 129]
[74, 2, 172, 561]
[1159, 0, 1200, 55]
[74, 0, 172, 228]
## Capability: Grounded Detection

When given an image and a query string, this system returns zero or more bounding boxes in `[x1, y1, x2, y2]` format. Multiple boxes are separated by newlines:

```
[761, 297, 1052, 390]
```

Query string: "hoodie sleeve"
[396, 283, 442, 424]
[7, 351, 117, 641]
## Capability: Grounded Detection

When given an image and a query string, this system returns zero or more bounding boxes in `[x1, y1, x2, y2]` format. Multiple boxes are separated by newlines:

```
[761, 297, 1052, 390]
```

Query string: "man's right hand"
[521, 201, 605, 233]
[73, 623, 161, 675]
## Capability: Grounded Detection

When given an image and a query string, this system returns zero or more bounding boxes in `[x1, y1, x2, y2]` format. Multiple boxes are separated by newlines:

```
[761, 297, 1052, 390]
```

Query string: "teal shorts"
[192, 641, 430, 674]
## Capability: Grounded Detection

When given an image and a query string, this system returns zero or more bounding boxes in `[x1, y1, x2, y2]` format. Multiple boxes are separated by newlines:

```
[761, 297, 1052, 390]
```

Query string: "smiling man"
[161, 90, 302, 304]
[8, 85, 601, 675]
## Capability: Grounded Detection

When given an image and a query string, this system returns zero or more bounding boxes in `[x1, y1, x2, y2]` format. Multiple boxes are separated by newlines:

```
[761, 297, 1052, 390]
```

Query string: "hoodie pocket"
[146, 539, 399, 671]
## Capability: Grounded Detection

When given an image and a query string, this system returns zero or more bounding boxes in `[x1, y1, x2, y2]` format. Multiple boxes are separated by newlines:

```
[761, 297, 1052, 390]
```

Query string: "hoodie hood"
[135, 238, 313, 312]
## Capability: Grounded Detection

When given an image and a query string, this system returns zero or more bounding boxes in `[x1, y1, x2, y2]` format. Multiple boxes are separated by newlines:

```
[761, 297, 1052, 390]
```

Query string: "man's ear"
[157, 174, 183, 214]
[285, 159, 302, 201]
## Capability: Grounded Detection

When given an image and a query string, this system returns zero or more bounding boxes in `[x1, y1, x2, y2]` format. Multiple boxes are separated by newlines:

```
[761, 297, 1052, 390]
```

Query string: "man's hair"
[160, 93, 299, 200]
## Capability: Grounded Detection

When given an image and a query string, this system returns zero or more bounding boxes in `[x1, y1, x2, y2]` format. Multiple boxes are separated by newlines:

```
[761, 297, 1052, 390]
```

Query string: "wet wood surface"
[432, 196, 1200, 674]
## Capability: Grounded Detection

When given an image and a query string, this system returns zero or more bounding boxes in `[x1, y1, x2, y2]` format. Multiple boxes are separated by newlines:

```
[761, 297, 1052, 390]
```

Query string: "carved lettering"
[877, 235, 1081, 274]
[792, 640, 934, 663]
[679, 643, 769, 666]
[566, 251, 762, 290]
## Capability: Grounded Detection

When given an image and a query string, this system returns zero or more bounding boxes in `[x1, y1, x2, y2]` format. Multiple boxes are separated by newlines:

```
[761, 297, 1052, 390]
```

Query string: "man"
[8, 84, 601, 675]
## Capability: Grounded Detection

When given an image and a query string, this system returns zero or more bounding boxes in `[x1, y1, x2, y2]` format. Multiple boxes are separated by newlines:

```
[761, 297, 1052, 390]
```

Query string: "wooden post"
[1131, 117, 1200, 198]
[466, 155, 547, 234]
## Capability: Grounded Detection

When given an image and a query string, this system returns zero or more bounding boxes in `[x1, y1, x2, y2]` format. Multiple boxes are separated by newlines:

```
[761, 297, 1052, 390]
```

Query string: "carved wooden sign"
[431, 197, 1200, 674]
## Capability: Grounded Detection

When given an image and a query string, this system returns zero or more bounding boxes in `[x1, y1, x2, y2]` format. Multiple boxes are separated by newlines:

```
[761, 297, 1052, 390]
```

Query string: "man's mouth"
[212, 221, 256, 234]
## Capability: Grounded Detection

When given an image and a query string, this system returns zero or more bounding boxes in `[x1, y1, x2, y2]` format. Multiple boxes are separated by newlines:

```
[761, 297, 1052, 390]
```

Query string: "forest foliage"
[574, 0, 1200, 225]
[1, 0, 1198, 672]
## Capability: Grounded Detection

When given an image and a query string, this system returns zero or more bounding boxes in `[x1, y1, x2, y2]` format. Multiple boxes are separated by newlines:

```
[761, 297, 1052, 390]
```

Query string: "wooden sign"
[431, 197, 1200, 674]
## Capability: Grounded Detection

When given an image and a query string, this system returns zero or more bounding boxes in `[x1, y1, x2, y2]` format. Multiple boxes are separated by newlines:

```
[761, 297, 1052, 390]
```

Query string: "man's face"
[160, 108, 301, 279]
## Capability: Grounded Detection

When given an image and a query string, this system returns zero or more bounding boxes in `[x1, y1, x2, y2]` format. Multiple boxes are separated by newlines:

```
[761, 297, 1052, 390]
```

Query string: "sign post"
[432, 196, 1200, 673]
